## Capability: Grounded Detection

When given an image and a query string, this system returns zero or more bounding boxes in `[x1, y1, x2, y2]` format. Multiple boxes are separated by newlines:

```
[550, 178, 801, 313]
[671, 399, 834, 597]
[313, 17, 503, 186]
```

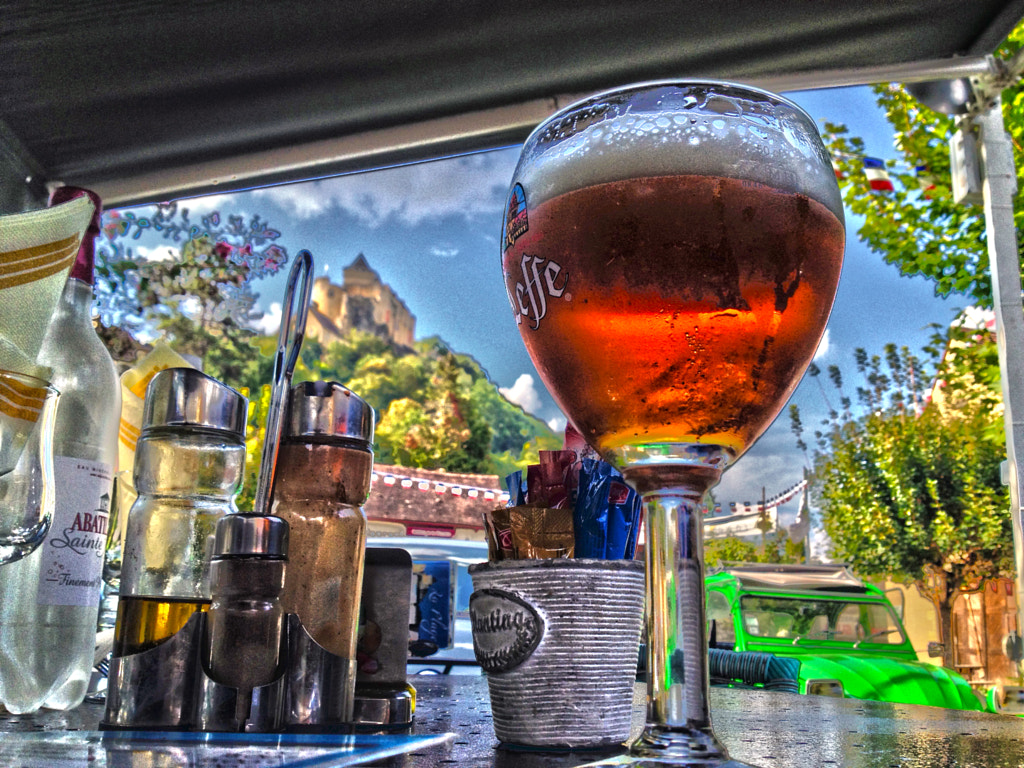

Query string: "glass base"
[631, 724, 756, 767]
[631, 724, 728, 763]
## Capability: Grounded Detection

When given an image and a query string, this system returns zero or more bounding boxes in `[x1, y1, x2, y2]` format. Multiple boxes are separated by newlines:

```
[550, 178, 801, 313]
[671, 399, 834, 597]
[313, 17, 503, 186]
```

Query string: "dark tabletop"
[3, 675, 1024, 767]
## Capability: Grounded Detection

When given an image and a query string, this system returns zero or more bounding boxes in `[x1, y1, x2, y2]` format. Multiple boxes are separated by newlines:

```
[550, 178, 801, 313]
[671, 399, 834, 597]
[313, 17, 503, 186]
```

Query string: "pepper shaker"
[203, 512, 289, 730]
[270, 380, 374, 727]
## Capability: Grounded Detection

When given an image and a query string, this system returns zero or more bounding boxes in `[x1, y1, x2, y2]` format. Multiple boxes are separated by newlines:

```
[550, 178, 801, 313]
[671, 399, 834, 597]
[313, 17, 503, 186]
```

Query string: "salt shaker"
[270, 380, 374, 725]
[113, 368, 248, 658]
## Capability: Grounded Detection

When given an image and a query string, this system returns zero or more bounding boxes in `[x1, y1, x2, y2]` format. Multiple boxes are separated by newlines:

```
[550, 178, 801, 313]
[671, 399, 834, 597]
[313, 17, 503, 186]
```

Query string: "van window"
[707, 591, 736, 646]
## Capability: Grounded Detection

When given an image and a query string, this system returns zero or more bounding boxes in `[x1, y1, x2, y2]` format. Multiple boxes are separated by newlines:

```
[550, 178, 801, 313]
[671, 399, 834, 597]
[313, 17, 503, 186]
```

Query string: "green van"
[705, 563, 989, 712]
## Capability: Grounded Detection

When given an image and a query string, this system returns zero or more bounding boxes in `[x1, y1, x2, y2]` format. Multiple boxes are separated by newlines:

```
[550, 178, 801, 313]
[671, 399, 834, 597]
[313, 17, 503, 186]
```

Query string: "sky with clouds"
[115, 86, 968, 532]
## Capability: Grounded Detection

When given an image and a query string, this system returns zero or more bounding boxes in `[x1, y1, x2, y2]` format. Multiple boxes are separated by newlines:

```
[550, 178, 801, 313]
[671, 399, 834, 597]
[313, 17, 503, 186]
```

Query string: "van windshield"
[739, 595, 907, 645]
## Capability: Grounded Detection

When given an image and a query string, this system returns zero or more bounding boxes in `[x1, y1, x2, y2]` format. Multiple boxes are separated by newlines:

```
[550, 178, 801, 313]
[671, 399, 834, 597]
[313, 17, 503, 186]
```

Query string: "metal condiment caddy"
[101, 251, 414, 733]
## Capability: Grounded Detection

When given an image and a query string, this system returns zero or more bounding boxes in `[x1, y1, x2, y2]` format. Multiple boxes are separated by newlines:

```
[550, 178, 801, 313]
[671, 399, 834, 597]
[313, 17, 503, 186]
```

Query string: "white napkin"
[0, 195, 96, 379]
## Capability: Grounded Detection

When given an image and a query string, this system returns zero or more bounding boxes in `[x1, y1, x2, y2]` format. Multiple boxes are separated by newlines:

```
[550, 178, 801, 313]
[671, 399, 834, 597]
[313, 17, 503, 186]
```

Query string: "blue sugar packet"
[605, 479, 635, 560]
[623, 491, 643, 559]
[503, 470, 526, 507]
[573, 458, 611, 559]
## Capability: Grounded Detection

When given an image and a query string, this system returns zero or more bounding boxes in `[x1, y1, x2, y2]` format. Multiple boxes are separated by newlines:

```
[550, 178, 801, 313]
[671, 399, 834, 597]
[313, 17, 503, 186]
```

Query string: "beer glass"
[501, 82, 844, 765]
[0, 370, 60, 565]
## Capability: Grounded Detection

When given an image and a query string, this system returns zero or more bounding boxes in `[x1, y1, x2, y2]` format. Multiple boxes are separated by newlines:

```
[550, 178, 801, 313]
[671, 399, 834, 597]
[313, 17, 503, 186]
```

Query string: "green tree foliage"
[360, 337, 560, 475]
[704, 531, 804, 567]
[792, 331, 1013, 667]
[263, 330, 559, 480]
[811, 22, 1023, 668]
[94, 204, 287, 393]
[823, 24, 1023, 307]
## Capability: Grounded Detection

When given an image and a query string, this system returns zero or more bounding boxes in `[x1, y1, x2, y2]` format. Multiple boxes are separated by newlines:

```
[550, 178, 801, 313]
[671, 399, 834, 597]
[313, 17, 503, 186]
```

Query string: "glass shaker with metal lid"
[203, 512, 289, 731]
[270, 381, 374, 715]
[113, 367, 248, 658]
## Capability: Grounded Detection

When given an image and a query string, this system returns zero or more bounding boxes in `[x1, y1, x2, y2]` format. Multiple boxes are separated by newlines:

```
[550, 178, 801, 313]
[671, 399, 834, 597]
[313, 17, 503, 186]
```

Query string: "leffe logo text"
[509, 254, 568, 329]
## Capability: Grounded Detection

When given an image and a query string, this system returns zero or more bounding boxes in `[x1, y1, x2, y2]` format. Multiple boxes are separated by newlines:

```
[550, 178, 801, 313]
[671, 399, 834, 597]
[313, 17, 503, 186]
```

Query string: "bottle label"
[36, 457, 114, 607]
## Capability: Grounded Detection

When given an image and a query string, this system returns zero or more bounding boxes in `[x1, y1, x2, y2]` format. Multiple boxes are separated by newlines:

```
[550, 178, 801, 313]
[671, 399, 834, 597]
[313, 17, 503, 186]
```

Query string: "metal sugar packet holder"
[103, 250, 412, 733]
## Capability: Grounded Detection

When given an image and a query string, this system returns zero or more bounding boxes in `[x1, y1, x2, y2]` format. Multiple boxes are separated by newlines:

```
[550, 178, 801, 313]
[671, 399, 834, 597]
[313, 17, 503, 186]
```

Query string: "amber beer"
[502, 172, 844, 459]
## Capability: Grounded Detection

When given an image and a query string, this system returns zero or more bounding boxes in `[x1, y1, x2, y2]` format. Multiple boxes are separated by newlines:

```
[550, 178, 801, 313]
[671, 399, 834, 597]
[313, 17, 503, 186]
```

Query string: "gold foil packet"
[509, 506, 574, 559]
[483, 507, 515, 561]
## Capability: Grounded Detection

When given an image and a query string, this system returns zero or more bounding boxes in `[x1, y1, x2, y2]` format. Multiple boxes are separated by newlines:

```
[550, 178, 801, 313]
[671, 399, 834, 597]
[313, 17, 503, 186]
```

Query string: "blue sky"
[120, 85, 968, 525]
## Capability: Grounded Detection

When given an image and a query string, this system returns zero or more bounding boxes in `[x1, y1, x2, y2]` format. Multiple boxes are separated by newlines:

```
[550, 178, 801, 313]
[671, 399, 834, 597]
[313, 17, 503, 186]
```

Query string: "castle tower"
[311, 275, 344, 318]
[305, 255, 416, 348]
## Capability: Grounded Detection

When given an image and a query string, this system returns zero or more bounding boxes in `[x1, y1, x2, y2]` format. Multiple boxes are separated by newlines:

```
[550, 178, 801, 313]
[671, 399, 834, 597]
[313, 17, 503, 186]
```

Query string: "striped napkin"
[0, 370, 55, 475]
[0, 195, 96, 380]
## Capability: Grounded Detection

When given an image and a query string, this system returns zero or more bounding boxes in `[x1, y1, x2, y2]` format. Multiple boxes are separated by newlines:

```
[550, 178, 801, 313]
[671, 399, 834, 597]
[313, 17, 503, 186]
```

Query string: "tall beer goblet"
[501, 82, 844, 765]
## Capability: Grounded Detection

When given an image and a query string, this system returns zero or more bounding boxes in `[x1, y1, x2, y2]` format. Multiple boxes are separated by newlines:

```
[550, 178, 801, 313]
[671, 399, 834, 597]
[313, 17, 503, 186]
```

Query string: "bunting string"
[371, 470, 511, 503]
[831, 151, 938, 195]
[720, 479, 808, 517]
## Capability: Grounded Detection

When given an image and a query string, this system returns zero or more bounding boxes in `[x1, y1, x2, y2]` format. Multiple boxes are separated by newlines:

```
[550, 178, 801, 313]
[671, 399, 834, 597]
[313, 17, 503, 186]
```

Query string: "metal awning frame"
[23, 55, 1004, 210]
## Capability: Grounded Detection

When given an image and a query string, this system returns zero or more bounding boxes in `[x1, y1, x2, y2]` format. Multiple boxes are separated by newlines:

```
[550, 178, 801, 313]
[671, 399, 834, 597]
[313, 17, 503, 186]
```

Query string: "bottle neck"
[58, 277, 97, 319]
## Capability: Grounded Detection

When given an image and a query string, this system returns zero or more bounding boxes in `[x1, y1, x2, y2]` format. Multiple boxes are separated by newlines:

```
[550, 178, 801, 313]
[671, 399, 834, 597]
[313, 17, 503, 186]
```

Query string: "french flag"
[916, 164, 937, 198]
[863, 157, 894, 192]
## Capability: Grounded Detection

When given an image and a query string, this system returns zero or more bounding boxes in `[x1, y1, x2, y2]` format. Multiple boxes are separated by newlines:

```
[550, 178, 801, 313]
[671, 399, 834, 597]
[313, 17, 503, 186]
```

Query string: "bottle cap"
[214, 513, 289, 559]
[142, 367, 248, 436]
[285, 380, 374, 446]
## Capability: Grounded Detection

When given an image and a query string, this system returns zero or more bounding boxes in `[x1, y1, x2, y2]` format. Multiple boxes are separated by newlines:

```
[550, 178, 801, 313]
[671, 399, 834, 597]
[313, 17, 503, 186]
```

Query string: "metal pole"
[976, 98, 1024, 638]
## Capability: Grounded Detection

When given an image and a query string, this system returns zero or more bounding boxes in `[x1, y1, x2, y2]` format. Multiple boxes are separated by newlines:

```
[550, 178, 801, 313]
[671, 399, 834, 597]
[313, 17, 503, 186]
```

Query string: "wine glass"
[501, 81, 844, 765]
[0, 370, 60, 565]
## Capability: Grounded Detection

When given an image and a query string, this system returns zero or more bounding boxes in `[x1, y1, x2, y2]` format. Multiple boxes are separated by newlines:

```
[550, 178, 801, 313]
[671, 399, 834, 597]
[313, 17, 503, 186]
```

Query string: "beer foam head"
[516, 81, 844, 221]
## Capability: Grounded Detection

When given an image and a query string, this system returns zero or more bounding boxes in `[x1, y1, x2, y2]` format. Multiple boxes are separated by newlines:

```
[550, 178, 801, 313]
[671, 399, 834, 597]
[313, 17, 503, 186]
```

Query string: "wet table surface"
[3, 675, 1024, 767]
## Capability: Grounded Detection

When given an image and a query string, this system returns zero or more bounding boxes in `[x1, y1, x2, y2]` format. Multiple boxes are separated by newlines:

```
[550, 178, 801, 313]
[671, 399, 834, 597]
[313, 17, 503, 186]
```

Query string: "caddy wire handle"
[253, 249, 314, 515]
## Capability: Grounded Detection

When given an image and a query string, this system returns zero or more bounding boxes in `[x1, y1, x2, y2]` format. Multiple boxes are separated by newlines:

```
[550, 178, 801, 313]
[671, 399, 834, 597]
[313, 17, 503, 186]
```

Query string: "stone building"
[307, 254, 416, 348]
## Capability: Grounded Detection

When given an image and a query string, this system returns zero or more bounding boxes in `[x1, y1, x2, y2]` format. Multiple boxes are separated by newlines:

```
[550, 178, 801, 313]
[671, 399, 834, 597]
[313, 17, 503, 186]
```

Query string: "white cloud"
[500, 373, 543, 415]
[249, 151, 517, 226]
[810, 523, 836, 563]
[254, 302, 282, 335]
[717, 451, 793, 503]
[547, 416, 567, 433]
[134, 245, 177, 262]
[429, 245, 460, 259]
[813, 328, 831, 361]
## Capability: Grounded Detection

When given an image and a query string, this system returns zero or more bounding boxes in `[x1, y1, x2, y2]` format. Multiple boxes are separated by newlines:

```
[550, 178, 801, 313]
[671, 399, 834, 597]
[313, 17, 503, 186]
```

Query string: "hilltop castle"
[306, 254, 416, 349]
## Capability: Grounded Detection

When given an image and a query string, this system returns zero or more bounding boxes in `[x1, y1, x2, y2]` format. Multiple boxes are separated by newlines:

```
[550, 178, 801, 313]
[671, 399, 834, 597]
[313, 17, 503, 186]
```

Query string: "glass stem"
[623, 459, 734, 763]
[644, 486, 712, 730]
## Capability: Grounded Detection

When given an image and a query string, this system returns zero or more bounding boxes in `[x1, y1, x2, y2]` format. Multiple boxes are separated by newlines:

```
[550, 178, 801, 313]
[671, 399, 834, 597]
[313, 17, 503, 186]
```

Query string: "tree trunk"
[917, 570, 958, 669]
[937, 597, 956, 669]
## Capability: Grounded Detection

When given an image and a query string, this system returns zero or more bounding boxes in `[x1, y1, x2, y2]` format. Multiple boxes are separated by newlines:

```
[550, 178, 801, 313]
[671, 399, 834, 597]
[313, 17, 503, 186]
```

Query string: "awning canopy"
[2, 0, 1022, 208]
